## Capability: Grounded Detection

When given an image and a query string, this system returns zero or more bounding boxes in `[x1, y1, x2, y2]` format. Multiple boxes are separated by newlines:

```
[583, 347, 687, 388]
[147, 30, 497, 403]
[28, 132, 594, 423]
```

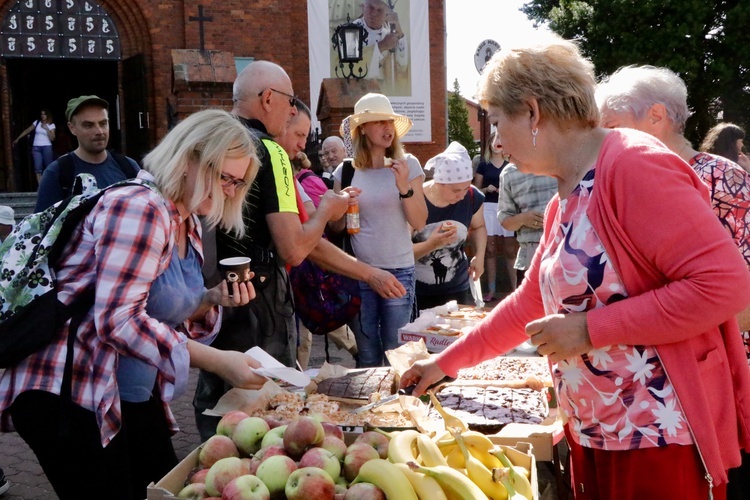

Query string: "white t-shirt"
[334, 154, 424, 268]
[32, 121, 55, 147]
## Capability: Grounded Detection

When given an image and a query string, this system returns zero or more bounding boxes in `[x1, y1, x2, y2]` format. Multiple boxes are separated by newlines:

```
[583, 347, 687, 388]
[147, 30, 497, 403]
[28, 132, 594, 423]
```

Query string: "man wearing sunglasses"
[194, 61, 408, 440]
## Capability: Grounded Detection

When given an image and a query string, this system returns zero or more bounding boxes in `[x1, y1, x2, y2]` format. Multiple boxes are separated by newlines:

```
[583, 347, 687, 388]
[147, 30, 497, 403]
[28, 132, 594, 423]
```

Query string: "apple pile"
[177, 411, 391, 500]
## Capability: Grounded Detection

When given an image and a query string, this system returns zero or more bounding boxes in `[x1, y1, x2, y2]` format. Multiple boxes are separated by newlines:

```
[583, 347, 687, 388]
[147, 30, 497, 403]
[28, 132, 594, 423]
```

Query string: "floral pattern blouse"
[539, 168, 694, 450]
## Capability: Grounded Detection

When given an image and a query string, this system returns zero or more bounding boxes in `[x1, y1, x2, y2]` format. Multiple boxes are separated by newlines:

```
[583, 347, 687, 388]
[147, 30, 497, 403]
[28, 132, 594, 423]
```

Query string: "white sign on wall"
[474, 39, 500, 74]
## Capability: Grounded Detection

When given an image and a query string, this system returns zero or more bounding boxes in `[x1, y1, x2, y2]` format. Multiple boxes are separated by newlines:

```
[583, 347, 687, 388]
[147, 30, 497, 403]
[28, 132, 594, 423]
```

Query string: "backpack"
[289, 248, 361, 336]
[57, 150, 138, 199]
[0, 175, 157, 368]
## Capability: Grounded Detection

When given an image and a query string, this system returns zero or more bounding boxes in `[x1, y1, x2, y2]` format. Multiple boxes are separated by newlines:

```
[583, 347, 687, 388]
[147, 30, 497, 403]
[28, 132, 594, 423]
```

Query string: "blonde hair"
[142, 109, 258, 237]
[351, 123, 406, 170]
[476, 36, 599, 128]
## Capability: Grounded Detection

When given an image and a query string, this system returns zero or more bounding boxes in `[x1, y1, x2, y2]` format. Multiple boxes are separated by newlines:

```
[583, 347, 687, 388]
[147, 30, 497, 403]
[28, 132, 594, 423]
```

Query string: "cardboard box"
[490, 441, 540, 500]
[397, 328, 460, 352]
[147, 435, 538, 499]
[489, 408, 565, 462]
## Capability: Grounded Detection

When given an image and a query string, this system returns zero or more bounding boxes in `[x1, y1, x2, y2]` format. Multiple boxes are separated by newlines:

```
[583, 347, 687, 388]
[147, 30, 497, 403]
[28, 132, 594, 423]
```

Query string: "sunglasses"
[220, 173, 247, 189]
[258, 88, 298, 108]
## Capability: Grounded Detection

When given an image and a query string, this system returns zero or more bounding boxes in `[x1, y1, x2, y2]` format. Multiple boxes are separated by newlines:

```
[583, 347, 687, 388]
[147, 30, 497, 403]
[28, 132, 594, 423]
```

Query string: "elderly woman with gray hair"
[412, 142, 487, 310]
[401, 37, 750, 499]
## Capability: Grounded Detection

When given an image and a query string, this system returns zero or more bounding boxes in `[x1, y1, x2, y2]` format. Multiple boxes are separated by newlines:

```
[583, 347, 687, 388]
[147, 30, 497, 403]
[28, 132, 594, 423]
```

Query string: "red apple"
[255, 455, 298, 497]
[299, 447, 341, 481]
[342, 442, 379, 482]
[321, 436, 348, 461]
[343, 482, 386, 499]
[216, 410, 250, 437]
[285, 467, 336, 500]
[256, 444, 288, 462]
[176, 482, 207, 499]
[283, 416, 325, 459]
[321, 422, 344, 440]
[354, 431, 390, 459]
[261, 415, 286, 429]
[222, 474, 271, 500]
[232, 417, 270, 456]
[187, 467, 209, 484]
[205, 456, 246, 497]
[199, 435, 240, 468]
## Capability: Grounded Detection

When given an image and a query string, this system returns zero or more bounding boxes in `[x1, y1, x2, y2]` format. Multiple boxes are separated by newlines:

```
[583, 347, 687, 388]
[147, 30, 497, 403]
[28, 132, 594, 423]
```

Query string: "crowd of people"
[1, 26, 750, 500]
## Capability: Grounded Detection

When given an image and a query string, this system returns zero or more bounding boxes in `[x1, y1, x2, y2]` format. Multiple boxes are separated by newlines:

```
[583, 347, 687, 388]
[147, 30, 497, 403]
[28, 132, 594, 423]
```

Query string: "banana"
[490, 447, 533, 500]
[416, 433, 449, 467]
[387, 429, 422, 464]
[493, 468, 527, 500]
[352, 458, 419, 500]
[454, 431, 508, 500]
[393, 462, 448, 500]
[445, 444, 465, 469]
[469, 444, 502, 470]
[408, 461, 489, 500]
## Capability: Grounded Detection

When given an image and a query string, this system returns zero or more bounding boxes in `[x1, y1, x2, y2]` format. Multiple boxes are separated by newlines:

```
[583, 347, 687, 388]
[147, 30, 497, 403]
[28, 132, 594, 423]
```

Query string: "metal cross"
[189, 5, 213, 51]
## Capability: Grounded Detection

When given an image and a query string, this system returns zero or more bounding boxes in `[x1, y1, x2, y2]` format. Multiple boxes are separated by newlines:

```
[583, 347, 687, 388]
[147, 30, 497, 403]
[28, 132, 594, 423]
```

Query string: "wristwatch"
[399, 188, 414, 199]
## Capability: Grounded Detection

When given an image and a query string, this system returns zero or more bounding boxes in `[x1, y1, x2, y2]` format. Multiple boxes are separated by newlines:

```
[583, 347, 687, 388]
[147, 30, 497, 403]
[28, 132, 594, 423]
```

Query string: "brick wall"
[0, 0, 447, 189]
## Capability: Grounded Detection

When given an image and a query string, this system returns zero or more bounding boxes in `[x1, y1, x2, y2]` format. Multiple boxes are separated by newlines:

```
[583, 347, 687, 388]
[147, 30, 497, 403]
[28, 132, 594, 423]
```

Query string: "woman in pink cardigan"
[401, 36, 750, 500]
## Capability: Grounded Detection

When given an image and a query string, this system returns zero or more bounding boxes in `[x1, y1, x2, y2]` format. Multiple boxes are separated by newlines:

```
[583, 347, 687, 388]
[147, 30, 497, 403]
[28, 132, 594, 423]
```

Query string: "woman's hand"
[399, 357, 447, 397]
[208, 279, 256, 307]
[484, 185, 498, 194]
[469, 255, 484, 280]
[211, 349, 268, 390]
[389, 158, 411, 194]
[526, 312, 593, 363]
[426, 224, 458, 251]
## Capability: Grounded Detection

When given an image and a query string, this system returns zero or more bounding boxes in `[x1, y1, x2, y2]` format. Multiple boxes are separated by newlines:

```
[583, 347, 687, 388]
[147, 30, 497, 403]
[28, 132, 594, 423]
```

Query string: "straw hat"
[424, 142, 474, 184]
[341, 93, 413, 139]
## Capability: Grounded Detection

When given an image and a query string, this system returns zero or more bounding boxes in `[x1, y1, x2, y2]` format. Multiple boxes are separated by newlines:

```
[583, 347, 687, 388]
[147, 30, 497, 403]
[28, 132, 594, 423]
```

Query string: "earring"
[531, 128, 539, 149]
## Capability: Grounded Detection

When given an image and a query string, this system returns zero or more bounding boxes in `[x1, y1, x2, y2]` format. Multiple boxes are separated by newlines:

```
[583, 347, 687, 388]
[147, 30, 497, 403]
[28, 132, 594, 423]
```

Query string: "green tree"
[448, 79, 479, 157]
[521, 0, 750, 144]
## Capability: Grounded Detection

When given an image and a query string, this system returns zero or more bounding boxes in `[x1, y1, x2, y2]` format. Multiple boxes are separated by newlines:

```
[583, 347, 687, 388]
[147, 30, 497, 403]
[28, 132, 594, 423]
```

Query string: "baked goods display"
[244, 390, 414, 428]
[313, 367, 397, 404]
[456, 355, 551, 384]
[427, 385, 548, 435]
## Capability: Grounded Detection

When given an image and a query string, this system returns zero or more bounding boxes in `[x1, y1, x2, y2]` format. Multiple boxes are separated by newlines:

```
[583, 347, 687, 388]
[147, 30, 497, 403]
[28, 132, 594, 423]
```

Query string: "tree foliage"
[521, 0, 750, 144]
[448, 79, 479, 157]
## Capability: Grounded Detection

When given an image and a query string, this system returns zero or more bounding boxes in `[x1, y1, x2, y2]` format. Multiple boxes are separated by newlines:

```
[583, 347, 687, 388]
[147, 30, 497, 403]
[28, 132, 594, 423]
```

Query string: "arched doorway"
[0, 0, 148, 192]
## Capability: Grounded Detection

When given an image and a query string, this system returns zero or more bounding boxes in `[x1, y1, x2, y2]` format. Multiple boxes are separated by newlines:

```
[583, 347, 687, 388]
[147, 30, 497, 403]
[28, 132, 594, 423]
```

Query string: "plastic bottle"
[346, 201, 360, 234]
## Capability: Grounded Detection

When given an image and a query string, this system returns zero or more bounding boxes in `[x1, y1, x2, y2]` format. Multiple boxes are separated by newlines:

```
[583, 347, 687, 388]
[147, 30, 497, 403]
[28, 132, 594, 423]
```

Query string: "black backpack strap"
[58, 153, 76, 199]
[341, 160, 354, 189]
[296, 170, 316, 184]
[109, 150, 139, 179]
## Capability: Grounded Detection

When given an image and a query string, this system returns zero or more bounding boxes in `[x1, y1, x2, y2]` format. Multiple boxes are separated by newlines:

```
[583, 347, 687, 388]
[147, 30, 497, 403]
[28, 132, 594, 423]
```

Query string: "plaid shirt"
[0, 172, 220, 446]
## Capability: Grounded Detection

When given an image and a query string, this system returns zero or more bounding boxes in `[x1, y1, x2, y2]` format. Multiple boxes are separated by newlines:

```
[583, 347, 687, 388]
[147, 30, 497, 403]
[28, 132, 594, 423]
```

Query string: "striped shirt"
[0, 171, 219, 446]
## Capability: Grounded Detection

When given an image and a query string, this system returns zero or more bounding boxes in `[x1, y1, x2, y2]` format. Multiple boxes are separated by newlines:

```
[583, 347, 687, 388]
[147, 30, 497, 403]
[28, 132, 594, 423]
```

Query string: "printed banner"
[307, 0, 431, 142]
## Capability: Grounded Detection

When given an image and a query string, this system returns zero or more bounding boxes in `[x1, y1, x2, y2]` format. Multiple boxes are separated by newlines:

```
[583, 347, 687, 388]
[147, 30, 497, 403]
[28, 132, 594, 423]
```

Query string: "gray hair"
[322, 136, 345, 149]
[596, 65, 691, 132]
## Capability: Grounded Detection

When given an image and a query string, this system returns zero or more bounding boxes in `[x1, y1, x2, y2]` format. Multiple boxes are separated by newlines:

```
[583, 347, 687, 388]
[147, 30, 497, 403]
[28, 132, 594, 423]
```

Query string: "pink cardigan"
[436, 129, 750, 486]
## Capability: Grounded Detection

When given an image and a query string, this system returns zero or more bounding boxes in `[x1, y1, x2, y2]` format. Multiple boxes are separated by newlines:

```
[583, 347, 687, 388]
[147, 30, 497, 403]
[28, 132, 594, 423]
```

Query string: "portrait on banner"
[329, 0, 412, 96]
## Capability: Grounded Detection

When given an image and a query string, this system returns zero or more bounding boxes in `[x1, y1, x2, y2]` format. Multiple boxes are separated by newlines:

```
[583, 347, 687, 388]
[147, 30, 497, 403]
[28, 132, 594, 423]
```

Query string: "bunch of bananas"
[358, 427, 534, 500]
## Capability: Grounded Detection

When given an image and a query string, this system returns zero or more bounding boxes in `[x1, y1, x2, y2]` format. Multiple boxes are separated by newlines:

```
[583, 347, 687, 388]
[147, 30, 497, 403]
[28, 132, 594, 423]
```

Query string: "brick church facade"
[0, 0, 447, 192]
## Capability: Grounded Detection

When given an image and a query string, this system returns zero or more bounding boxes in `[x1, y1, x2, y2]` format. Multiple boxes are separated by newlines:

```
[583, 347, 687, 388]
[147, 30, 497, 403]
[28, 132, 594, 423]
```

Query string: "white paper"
[470, 278, 485, 308]
[245, 346, 311, 388]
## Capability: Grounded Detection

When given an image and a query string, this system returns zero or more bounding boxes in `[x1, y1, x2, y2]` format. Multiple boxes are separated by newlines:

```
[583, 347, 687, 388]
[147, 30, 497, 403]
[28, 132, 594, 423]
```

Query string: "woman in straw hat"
[400, 35, 750, 499]
[331, 93, 427, 367]
[413, 141, 487, 310]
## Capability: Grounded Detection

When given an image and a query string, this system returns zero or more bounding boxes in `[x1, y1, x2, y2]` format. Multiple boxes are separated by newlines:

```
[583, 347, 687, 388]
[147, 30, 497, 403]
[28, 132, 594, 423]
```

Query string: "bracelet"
[399, 188, 414, 199]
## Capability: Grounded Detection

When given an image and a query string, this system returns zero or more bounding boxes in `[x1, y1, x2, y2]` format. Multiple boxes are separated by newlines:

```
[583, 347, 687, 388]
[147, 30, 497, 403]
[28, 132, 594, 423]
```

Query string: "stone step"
[0, 192, 37, 223]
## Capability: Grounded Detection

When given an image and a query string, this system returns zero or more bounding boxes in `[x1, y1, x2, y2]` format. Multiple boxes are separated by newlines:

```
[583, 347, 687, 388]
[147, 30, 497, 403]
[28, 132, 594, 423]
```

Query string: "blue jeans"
[32, 145, 54, 174]
[351, 266, 415, 367]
